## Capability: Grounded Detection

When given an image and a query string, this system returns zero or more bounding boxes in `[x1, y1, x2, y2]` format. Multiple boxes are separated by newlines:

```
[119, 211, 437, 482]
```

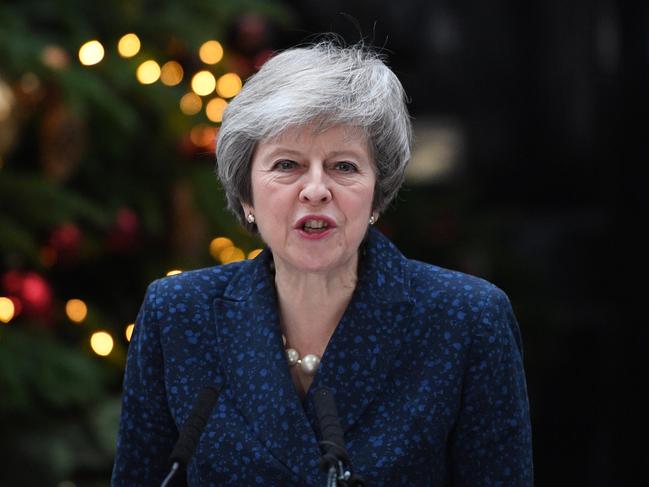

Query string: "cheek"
[351, 187, 375, 212]
[252, 183, 277, 213]
[342, 195, 374, 228]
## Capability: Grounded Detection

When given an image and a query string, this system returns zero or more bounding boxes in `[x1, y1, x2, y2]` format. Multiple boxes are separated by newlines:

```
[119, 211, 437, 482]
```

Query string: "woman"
[112, 41, 533, 486]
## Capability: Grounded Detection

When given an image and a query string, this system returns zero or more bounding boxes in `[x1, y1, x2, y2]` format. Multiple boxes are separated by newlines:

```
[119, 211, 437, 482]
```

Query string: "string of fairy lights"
[0, 33, 263, 357]
[78, 33, 243, 123]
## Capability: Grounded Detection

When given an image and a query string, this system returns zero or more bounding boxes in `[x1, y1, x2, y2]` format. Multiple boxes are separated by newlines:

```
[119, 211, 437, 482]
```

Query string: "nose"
[299, 164, 332, 205]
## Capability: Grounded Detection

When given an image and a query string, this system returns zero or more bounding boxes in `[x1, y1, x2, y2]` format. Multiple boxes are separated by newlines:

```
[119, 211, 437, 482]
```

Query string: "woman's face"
[244, 123, 376, 275]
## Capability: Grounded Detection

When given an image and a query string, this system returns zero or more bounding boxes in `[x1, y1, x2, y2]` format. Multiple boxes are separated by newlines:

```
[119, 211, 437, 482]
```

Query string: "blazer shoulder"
[403, 258, 522, 363]
[405, 258, 512, 318]
[148, 260, 251, 303]
[134, 261, 254, 345]
[407, 258, 503, 294]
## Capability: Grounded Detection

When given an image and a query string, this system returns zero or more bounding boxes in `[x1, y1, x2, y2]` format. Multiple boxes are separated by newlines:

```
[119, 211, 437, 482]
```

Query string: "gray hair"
[215, 40, 412, 232]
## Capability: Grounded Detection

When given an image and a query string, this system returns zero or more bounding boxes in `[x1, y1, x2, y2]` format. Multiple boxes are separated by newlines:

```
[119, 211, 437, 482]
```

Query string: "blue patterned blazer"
[112, 228, 533, 486]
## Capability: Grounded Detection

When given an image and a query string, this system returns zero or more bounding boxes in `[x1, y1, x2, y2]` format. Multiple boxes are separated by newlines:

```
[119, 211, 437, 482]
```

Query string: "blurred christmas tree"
[0, 1, 292, 484]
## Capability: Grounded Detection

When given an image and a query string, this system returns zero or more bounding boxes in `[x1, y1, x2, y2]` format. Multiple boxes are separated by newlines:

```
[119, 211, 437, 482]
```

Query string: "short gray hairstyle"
[216, 40, 412, 232]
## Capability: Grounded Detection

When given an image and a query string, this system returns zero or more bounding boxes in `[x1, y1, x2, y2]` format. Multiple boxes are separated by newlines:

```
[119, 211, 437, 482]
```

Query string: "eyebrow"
[260, 146, 366, 160]
[262, 147, 303, 159]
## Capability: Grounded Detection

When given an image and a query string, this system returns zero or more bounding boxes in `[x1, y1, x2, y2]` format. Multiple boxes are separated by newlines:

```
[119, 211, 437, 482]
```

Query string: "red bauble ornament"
[116, 208, 139, 235]
[236, 13, 269, 52]
[1, 270, 53, 321]
[106, 207, 141, 253]
[48, 222, 82, 264]
[21, 272, 52, 316]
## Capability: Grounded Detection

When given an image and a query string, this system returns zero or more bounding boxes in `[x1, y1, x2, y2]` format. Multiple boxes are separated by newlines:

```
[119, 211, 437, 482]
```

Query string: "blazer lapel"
[213, 251, 322, 485]
[303, 228, 414, 433]
[213, 228, 414, 483]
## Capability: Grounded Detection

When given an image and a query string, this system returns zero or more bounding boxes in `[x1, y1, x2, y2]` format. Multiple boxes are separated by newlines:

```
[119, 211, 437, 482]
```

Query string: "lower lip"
[295, 227, 335, 240]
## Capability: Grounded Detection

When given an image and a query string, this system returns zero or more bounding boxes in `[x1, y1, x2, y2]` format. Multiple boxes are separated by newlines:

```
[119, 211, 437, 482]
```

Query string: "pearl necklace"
[282, 335, 321, 376]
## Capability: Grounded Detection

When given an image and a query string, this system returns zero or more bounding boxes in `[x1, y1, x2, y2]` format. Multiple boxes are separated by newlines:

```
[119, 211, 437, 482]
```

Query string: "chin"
[294, 250, 357, 274]
[292, 257, 337, 273]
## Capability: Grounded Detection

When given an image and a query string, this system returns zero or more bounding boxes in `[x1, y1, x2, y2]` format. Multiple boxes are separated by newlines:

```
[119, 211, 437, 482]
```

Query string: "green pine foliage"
[0, 1, 291, 483]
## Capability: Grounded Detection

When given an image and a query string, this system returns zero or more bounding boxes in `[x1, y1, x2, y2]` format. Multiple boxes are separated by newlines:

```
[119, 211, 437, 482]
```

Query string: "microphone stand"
[160, 462, 182, 487]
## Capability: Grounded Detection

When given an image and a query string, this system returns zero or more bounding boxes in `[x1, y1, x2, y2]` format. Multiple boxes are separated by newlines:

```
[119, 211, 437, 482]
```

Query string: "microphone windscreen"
[169, 385, 221, 466]
[313, 387, 346, 453]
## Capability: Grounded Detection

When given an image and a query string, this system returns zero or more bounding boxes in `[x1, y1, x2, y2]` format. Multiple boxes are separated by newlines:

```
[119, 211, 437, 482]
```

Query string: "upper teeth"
[304, 220, 328, 229]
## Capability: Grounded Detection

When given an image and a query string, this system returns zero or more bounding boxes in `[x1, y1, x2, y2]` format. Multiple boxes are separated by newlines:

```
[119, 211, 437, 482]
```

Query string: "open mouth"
[302, 219, 329, 233]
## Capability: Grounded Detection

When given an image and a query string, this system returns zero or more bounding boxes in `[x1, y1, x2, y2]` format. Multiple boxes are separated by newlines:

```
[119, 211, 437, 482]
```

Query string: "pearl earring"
[246, 213, 255, 224]
[369, 214, 377, 225]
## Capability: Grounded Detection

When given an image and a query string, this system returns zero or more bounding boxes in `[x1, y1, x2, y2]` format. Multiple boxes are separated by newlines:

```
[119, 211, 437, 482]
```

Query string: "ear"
[241, 203, 253, 215]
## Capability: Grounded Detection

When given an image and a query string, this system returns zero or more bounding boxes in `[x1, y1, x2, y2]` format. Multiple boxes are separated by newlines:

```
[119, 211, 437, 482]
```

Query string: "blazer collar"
[214, 228, 413, 484]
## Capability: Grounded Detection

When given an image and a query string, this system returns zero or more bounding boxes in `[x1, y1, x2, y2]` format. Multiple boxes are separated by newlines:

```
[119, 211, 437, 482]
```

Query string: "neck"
[273, 253, 358, 355]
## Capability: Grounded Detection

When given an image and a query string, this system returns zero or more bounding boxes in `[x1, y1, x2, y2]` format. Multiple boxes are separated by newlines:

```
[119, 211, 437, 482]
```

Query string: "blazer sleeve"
[449, 287, 534, 486]
[112, 280, 179, 486]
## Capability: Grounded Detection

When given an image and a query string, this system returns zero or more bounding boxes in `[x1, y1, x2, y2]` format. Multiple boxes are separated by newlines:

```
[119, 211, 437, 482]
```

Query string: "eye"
[272, 160, 297, 171]
[334, 161, 358, 173]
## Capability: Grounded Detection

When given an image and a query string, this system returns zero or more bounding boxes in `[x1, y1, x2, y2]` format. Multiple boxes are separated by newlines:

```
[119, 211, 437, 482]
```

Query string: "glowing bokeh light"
[118, 33, 141, 58]
[65, 299, 88, 323]
[216, 73, 242, 99]
[205, 97, 228, 123]
[220, 246, 245, 264]
[190, 125, 217, 148]
[20, 73, 41, 94]
[180, 92, 202, 115]
[248, 249, 263, 260]
[125, 323, 134, 341]
[209, 237, 233, 261]
[41, 45, 69, 69]
[166, 270, 182, 276]
[90, 331, 114, 356]
[0, 297, 15, 323]
[199, 40, 224, 65]
[160, 61, 184, 86]
[191, 71, 216, 96]
[0, 79, 14, 122]
[78, 40, 105, 66]
[136, 60, 161, 84]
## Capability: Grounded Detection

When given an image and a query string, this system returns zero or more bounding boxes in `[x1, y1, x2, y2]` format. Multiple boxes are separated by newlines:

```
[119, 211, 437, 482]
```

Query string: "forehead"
[260, 123, 370, 151]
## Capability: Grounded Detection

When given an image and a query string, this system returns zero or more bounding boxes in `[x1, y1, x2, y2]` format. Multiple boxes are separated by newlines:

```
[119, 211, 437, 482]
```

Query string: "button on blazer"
[112, 228, 533, 486]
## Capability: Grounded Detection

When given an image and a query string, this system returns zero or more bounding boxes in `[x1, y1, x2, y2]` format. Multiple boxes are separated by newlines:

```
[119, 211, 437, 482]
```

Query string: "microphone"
[312, 387, 365, 487]
[160, 384, 222, 487]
